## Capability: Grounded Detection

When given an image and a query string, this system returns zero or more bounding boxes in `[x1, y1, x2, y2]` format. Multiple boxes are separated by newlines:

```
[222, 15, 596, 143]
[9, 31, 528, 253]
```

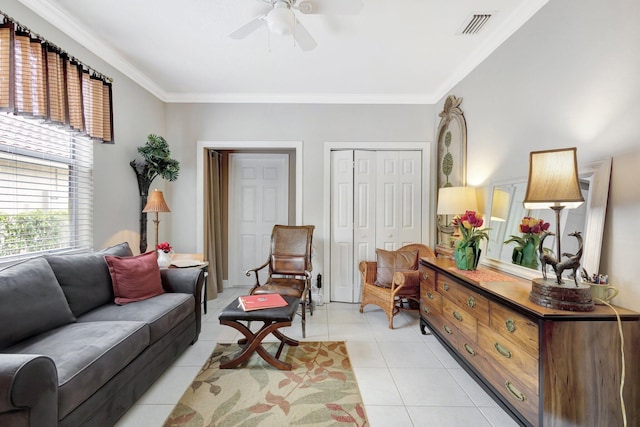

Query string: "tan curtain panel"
[0, 15, 114, 143]
[204, 149, 224, 300]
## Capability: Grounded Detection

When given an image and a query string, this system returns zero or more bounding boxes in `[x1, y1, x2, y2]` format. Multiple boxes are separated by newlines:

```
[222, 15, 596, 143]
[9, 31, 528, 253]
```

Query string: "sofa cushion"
[46, 242, 134, 317]
[0, 257, 75, 348]
[375, 248, 419, 288]
[78, 293, 194, 344]
[5, 321, 149, 419]
[105, 251, 164, 305]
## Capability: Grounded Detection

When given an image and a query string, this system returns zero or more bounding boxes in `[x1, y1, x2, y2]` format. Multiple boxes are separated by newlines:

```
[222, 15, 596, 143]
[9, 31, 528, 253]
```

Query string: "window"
[0, 112, 92, 261]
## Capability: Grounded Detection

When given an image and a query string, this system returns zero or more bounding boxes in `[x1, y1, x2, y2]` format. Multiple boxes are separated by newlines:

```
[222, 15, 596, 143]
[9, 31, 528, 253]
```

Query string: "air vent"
[458, 13, 493, 35]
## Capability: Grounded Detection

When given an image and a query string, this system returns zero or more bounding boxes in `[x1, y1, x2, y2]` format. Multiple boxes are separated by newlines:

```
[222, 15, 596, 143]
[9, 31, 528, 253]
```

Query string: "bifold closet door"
[330, 150, 421, 303]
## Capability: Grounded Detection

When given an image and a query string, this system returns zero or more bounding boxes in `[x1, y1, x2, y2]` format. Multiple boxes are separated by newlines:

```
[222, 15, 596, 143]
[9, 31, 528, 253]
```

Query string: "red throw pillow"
[104, 251, 164, 305]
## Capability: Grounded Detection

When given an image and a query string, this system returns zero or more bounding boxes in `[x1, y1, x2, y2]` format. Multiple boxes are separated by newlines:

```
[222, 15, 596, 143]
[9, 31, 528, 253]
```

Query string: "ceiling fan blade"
[229, 16, 266, 39]
[293, 18, 317, 51]
[296, 0, 363, 15]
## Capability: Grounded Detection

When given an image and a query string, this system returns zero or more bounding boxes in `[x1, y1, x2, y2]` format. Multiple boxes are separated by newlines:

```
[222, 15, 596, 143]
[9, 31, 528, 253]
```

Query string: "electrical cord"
[593, 297, 627, 427]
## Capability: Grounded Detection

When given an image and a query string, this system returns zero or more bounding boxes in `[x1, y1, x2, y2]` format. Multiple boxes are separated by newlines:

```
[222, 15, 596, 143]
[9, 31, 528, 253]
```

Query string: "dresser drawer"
[456, 333, 539, 426]
[483, 357, 540, 426]
[478, 324, 539, 395]
[442, 298, 478, 340]
[452, 283, 489, 325]
[422, 308, 461, 349]
[436, 274, 458, 298]
[419, 264, 436, 288]
[421, 285, 443, 315]
[490, 302, 539, 357]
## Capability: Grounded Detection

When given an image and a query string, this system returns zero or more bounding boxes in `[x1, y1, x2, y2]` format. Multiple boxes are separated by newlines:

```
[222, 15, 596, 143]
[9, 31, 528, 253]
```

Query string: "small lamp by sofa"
[523, 147, 592, 311]
[142, 189, 171, 254]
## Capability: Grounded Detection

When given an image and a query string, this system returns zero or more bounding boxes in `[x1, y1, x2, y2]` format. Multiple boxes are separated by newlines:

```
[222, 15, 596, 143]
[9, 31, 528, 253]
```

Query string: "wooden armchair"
[359, 243, 435, 329]
[245, 225, 315, 338]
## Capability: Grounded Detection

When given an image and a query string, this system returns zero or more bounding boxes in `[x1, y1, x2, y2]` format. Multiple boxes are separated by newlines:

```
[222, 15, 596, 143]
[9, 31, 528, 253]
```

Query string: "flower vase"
[511, 240, 538, 269]
[157, 250, 172, 268]
[454, 245, 481, 271]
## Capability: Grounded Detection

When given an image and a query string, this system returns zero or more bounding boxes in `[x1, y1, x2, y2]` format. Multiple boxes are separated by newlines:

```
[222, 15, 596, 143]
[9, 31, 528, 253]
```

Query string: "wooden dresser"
[419, 257, 640, 427]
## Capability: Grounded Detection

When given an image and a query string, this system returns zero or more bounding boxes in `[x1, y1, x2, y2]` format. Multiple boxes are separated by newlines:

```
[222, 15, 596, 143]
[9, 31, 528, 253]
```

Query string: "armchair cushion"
[375, 248, 419, 288]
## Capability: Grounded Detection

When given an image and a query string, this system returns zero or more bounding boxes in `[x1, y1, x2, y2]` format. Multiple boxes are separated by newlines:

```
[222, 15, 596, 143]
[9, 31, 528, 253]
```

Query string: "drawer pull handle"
[423, 306, 430, 314]
[444, 325, 453, 335]
[505, 381, 526, 402]
[505, 319, 516, 333]
[463, 343, 476, 356]
[423, 273, 429, 280]
[443, 283, 450, 291]
[427, 292, 434, 300]
[467, 296, 475, 308]
[453, 311, 463, 322]
[494, 342, 512, 358]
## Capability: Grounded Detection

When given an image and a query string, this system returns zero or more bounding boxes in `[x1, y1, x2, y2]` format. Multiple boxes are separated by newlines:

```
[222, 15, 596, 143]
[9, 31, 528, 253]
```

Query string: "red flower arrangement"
[157, 241, 172, 253]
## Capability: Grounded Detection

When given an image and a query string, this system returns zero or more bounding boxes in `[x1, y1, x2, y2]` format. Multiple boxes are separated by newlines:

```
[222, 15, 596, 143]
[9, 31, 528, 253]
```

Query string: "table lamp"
[142, 189, 171, 255]
[523, 148, 592, 311]
[490, 188, 509, 222]
[437, 186, 479, 246]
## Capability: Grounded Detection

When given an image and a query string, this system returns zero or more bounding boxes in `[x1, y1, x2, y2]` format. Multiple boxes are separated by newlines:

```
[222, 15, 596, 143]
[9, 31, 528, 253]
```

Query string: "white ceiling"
[19, 0, 548, 104]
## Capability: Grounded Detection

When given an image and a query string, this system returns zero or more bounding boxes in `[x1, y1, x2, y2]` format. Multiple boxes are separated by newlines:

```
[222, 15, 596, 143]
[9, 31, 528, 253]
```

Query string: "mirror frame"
[481, 158, 612, 280]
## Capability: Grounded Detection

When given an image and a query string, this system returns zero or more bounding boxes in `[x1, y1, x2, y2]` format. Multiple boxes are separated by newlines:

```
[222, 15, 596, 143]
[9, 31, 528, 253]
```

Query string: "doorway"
[196, 141, 303, 288]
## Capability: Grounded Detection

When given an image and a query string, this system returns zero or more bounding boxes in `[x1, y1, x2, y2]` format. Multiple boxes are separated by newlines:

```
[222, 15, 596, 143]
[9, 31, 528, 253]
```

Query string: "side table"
[170, 253, 209, 314]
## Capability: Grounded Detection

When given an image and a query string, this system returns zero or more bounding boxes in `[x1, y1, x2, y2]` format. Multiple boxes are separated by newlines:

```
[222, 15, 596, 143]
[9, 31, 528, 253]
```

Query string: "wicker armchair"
[358, 243, 435, 329]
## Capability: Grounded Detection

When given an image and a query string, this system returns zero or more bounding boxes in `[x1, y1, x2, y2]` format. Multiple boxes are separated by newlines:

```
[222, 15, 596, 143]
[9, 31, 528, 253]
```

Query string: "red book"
[238, 293, 288, 311]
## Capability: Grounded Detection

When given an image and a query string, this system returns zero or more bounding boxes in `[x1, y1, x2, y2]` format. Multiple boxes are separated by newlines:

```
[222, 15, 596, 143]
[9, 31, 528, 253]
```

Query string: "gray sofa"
[0, 242, 205, 427]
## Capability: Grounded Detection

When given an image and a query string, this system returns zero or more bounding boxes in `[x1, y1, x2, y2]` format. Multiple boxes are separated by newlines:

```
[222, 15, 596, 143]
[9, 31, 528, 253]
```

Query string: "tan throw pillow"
[375, 248, 419, 288]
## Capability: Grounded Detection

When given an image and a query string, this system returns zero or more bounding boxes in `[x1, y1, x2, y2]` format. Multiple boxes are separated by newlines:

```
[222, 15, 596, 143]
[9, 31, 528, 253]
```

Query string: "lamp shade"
[523, 148, 585, 209]
[437, 186, 478, 215]
[142, 189, 171, 213]
[490, 188, 509, 222]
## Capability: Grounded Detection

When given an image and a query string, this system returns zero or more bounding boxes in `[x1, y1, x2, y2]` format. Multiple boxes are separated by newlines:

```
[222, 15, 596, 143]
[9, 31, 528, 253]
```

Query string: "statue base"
[529, 278, 594, 312]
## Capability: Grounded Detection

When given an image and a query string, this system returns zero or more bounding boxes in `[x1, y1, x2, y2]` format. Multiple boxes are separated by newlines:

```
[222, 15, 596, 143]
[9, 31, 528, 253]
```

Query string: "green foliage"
[136, 134, 180, 182]
[0, 210, 67, 256]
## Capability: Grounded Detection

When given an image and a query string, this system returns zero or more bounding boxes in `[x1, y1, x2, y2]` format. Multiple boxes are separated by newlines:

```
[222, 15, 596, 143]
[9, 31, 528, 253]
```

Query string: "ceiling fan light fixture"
[266, 4, 295, 35]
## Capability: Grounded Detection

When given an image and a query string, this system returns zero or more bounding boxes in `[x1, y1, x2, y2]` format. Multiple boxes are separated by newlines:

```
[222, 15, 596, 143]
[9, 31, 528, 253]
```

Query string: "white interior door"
[330, 150, 354, 302]
[376, 151, 422, 250]
[330, 150, 422, 303]
[353, 151, 377, 302]
[228, 153, 289, 287]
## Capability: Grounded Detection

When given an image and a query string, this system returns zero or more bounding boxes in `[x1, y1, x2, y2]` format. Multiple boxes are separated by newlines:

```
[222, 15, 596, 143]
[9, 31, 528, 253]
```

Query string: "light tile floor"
[115, 288, 519, 427]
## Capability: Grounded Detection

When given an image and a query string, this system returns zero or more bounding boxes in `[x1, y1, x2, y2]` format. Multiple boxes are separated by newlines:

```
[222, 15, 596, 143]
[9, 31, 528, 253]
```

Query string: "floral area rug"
[163, 341, 368, 427]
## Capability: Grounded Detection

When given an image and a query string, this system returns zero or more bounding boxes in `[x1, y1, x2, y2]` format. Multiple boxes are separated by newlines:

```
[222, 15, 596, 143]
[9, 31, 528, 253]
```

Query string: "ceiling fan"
[229, 0, 363, 51]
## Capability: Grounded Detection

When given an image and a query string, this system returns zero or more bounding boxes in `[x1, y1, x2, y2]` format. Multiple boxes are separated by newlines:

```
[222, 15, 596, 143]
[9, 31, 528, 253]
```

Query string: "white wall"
[441, 0, 640, 310]
[9, 0, 639, 310]
[165, 103, 435, 278]
[3, 0, 167, 253]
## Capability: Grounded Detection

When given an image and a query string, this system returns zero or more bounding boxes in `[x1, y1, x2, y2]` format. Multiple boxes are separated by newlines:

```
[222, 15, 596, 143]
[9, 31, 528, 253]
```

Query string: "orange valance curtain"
[0, 15, 113, 143]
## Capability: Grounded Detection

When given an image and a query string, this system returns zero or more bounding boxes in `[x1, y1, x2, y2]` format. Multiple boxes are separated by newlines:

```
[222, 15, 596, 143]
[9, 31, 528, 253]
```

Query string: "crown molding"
[164, 92, 438, 105]
[18, 0, 168, 101]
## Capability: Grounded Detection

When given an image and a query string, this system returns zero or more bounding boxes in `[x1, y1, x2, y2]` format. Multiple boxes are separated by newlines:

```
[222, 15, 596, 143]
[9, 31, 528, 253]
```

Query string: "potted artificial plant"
[130, 134, 180, 253]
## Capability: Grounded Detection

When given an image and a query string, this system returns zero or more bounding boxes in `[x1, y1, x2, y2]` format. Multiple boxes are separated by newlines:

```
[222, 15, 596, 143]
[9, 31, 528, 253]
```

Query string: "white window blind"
[0, 112, 93, 261]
